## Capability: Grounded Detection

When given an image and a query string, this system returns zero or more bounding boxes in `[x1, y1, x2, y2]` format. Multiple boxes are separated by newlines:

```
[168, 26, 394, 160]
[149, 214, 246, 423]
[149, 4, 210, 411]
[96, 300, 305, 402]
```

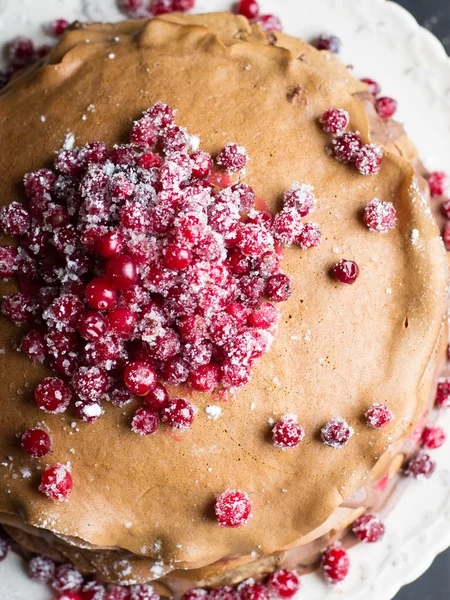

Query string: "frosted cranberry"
[5, 36, 34, 67]
[75, 400, 104, 423]
[131, 118, 158, 149]
[21, 428, 52, 458]
[208, 587, 237, 600]
[162, 355, 190, 384]
[320, 108, 349, 134]
[105, 255, 138, 290]
[215, 489, 251, 528]
[107, 307, 137, 338]
[266, 570, 300, 599]
[160, 124, 190, 154]
[145, 102, 175, 128]
[227, 249, 250, 276]
[363, 198, 397, 233]
[0, 202, 30, 236]
[129, 584, 159, 600]
[352, 513, 385, 543]
[428, 171, 449, 197]
[321, 545, 350, 584]
[182, 590, 208, 600]
[162, 398, 195, 429]
[45, 295, 84, 331]
[34, 377, 72, 413]
[332, 132, 363, 163]
[149, 0, 172, 15]
[316, 33, 341, 53]
[120, 203, 151, 232]
[86, 279, 117, 310]
[46, 18, 69, 36]
[28, 555, 56, 583]
[365, 403, 393, 429]
[78, 310, 108, 341]
[207, 170, 231, 189]
[106, 586, 131, 600]
[229, 182, 255, 211]
[163, 244, 192, 271]
[2, 292, 38, 324]
[40, 464, 73, 502]
[165, 283, 198, 317]
[79, 581, 106, 600]
[321, 417, 354, 448]
[52, 563, 83, 593]
[283, 184, 314, 218]
[58, 594, 83, 600]
[406, 452, 437, 479]
[24, 169, 56, 197]
[178, 314, 207, 343]
[0, 246, 17, 279]
[80, 226, 107, 252]
[182, 341, 213, 367]
[238, 275, 265, 306]
[238, 0, 260, 19]
[361, 77, 381, 96]
[188, 363, 220, 392]
[220, 361, 251, 388]
[124, 361, 157, 396]
[20, 329, 47, 362]
[226, 302, 250, 326]
[172, 0, 195, 10]
[110, 385, 134, 407]
[421, 426, 446, 449]
[54, 149, 81, 176]
[355, 144, 383, 176]
[52, 353, 80, 378]
[144, 383, 169, 411]
[255, 14, 283, 32]
[190, 151, 212, 178]
[297, 222, 321, 249]
[266, 273, 292, 302]
[444, 223, 450, 251]
[272, 209, 303, 246]
[138, 153, 163, 169]
[72, 367, 109, 402]
[131, 407, 159, 435]
[272, 416, 305, 449]
[376, 96, 397, 118]
[110, 146, 136, 166]
[216, 144, 248, 173]
[332, 260, 359, 284]
[79, 141, 110, 166]
[97, 232, 124, 259]
[118, 0, 145, 17]
[248, 302, 278, 329]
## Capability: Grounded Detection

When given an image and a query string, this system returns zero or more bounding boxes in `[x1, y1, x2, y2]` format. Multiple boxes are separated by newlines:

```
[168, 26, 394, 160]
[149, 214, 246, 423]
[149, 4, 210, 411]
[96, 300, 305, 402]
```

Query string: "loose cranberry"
[320, 108, 349, 134]
[52, 564, 84, 593]
[355, 144, 383, 176]
[238, 0, 260, 19]
[72, 366, 109, 402]
[255, 14, 283, 32]
[28, 555, 56, 583]
[365, 403, 393, 429]
[376, 96, 397, 118]
[248, 302, 278, 329]
[363, 198, 397, 233]
[266, 273, 292, 302]
[21, 428, 52, 458]
[321, 545, 350, 584]
[52, 354, 80, 378]
[272, 416, 305, 449]
[207, 587, 237, 600]
[97, 232, 124, 258]
[86, 279, 118, 310]
[428, 171, 449, 197]
[190, 151, 212, 178]
[332, 260, 359, 284]
[266, 570, 300, 599]
[421, 426, 446, 449]
[145, 102, 175, 128]
[130, 118, 158, 149]
[352, 513, 385, 543]
[332, 132, 363, 163]
[144, 383, 169, 411]
[131, 407, 159, 435]
[110, 385, 134, 407]
[219, 361, 251, 388]
[40, 464, 73, 502]
[0, 201, 30, 236]
[315, 33, 341, 53]
[361, 77, 381, 96]
[164, 244, 192, 270]
[78, 310, 108, 341]
[47, 18, 69, 36]
[129, 584, 159, 600]
[321, 417, 354, 448]
[436, 379, 450, 408]
[54, 149, 81, 176]
[75, 400, 104, 423]
[106, 586, 132, 600]
[216, 144, 248, 173]
[188, 363, 220, 392]
[161, 398, 195, 429]
[182, 590, 208, 600]
[108, 307, 138, 338]
[297, 222, 321, 249]
[405, 452, 436, 479]
[124, 361, 157, 396]
[215, 489, 251, 528]
[105, 255, 138, 290]
[5, 36, 35, 67]
[20, 329, 47, 363]
[34, 377, 72, 414]
[149, 0, 172, 15]
[58, 594, 83, 600]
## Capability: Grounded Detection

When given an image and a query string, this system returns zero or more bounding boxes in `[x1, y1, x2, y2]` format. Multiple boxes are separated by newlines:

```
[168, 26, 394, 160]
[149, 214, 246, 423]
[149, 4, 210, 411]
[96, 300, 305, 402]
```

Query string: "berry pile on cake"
[0, 8, 448, 600]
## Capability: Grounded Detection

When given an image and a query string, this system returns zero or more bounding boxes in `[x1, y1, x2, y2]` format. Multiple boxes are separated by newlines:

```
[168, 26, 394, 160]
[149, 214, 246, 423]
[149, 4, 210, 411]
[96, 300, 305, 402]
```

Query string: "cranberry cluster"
[429, 171, 450, 250]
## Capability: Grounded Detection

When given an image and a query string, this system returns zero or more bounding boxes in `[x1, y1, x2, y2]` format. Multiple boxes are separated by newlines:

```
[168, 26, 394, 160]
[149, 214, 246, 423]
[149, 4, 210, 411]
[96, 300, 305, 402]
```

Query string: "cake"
[0, 10, 448, 599]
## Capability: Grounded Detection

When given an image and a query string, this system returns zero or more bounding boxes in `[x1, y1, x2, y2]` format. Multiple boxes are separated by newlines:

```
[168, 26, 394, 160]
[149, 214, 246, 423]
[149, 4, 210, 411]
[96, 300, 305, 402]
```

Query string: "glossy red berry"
[361, 77, 381, 96]
[215, 489, 252, 528]
[108, 307, 137, 338]
[97, 232, 124, 258]
[272, 416, 305, 449]
[321, 545, 350, 584]
[39, 464, 73, 502]
[266, 569, 300, 599]
[105, 255, 138, 290]
[255, 14, 283, 33]
[77, 310, 108, 341]
[405, 452, 436, 479]
[363, 199, 397, 233]
[131, 407, 159, 436]
[47, 18, 69, 36]
[320, 108, 349, 134]
[80, 581, 106, 600]
[237, 0, 260, 19]
[365, 404, 394, 429]
[5, 36, 35, 67]
[316, 33, 341, 53]
[21, 428, 52, 458]
[352, 513, 385, 543]
[332, 260, 359, 284]
[143, 383, 170, 411]
[124, 361, 157, 396]
[34, 377, 72, 414]
[376, 96, 397, 118]
[421, 426, 446, 450]
[321, 417, 354, 448]
[86, 279, 118, 310]
[161, 398, 195, 430]
[164, 244, 192, 270]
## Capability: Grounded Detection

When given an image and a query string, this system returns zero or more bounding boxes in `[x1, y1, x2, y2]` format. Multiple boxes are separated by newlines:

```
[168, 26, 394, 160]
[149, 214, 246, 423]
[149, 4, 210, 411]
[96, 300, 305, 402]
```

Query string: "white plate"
[0, 1, 449, 598]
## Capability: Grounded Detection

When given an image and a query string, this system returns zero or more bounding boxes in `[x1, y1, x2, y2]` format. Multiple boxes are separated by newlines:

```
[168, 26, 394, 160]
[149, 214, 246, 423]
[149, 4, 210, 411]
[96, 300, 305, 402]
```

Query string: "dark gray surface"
[388, 4, 450, 599]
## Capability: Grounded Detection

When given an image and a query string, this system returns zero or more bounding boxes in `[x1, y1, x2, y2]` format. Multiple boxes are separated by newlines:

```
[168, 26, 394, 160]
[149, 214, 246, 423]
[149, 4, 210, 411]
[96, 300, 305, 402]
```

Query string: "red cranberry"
[172, 0, 195, 10]
[75, 399, 104, 423]
[255, 14, 283, 32]
[86, 279, 118, 310]
[78, 310, 108, 341]
[365, 403, 393, 429]
[226, 302, 250, 326]
[266, 273, 292, 302]
[355, 144, 383, 176]
[220, 361, 251, 388]
[297, 222, 321, 249]
[320, 108, 349, 134]
[54, 149, 81, 176]
[52, 354, 80, 378]
[117, 0, 146, 17]
[363, 199, 397, 233]
[110, 146, 137, 166]
[138, 153, 163, 170]
[130, 118, 157, 149]
[145, 102, 175, 128]
[24, 169, 56, 197]
[21, 428, 52, 458]
[34, 377, 72, 414]
[238, 584, 268, 600]
[108, 307, 138, 338]
[131, 407, 159, 435]
[45, 295, 84, 331]
[405, 452, 436, 479]
[58, 594, 83, 600]
[0, 245, 17, 279]
[332, 260, 359, 284]
[149, 0, 172, 15]
[188, 363, 220, 392]
[72, 366, 109, 402]
[190, 151, 212, 178]
[209, 313, 238, 346]
[315, 33, 341, 53]
[81, 226, 108, 252]
[124, 361, 157, 396]
[352, 513, 385, 543]
[164, 244, 192, 270]
[52, 564, 84, 593]
[0, 202, 30, 236]
[182, 590, 208, 600]
[321, 417, 354, 448]
[321, 545, 350, 584]
[376, 96, 397, 118]
[239, 275, 266, 306]
[79, 581, 106, 600]
[216, 144, 248, 173]
[272, 416, 305, 449]
[129, 584, 159, 600]
[436, 380, 450, 408]
[46, 18, 69, 36]
[228, 249, 251, 276]
[105, 586, 132, 600]
[20, 329, 47, 363]
[40, 464, 73, 502]
[28, 555, 56, 583]
[266, 570, 300, 599]
[106, 255, 138, 290]
[361, 77, 381, 96]
[144, 383, 169, 411]
[215, 489, 251, 528]
[248, 302, 278, 329]
[110, 385, 134, 407]
[238, 0, 260, 19]
[5, 36, 35, 67]
[97, 232, 124, 258]
[428, 171, 449, 197]
[2, 292, 38, 324]
[79, 141, 110, 166]
[120, 202, 151, 232]
[207, 587, 237, 600]
[159, 123, 190, 154]
[332, 132, 363, 163]
[272, 209, 303, 246]
[161, 398, 195, 429]
[421, 426, 446, 449]
[162, 355, 190, 384]
[178, 314, 207, 343]
[148, 328, 180, 361]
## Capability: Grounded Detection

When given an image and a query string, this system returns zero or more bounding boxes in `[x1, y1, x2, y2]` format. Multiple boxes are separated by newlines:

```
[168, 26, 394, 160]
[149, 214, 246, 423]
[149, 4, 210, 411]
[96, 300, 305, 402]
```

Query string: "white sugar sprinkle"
[63, 132, 75, 150]
[205, 405, 222, 420]
[386, 288, 392, 294]
[411, 228, 419, 244]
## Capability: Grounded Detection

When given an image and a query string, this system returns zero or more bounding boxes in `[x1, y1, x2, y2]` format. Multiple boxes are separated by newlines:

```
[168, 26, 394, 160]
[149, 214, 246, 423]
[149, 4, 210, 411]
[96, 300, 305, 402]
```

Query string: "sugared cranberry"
[365, 403, 393, 429]
[315, 33, 341, 53]
[137, 152, 163, 170]
[321, 545, 350, 584]
[161, 398, 195, 429]
[80, 581, 106, 600]
[438, 380, 450, 408]
[238, 0, 260, 19]
[215, 489, 251, 528]
[405, 452, 436, 479]
[272, 209, 303, 246]
[352, 513, 385, 543]
[21, 428, 52, 458]
[34, 377, 72, 414]
[172, 0, 195, 10]
[272, 416, 305, 449]
[207, 587, 237, 600]
[54, 149, 81, 176]
[178, 314, 207, 343]
[332, 132, 363, 163]
[58, 594, 83, 600]
[363, 198, 397, 233]
[79, 141, 110, 166]
[52, 564, 84, 593]
[182, 590, 208, 600]
[190, 151, 212, 178]
[361, 77, 381, 96]
[40, 464, 73, 502]
[320, 108, 349, 134]
[332, 260, 359, 285]
[45, 294, 84, 331]
[86, 279, 118, 310]
[216, 144, 248, 173]
[110, 385, 134, 407]
[161, 355, 190, 384]
[0, 245, 17, 279]
[321, 417, 354, 448]
[28, 555, 56, 583]
[130, 118, 158, 149]
[149, 0, 172, 15]
[188, 363, 220, 392]
[108, 307, 138, 338]
[124, 361, 157, 396]
[72, 366, 109, 402]
[238, 583, 269, 600]
[117, 0, 146, 17]
[376, 96, 397, 118]
[143, 383, 169, 411]
[428, 171, 449, 197]
[159, 123, 190, 154]
[46, 18, 69, 36]
[0, 202, 30, 236]
[2, 292, 38, 324]
[20, 329, 47, 362]
[248, 302, 278, 329]
[266, 569, 300, 599]
[131, 407, 159, 435]
[129, 584, 159, 600]
[421, 426, 446, 450]
[297, 222, 321, 249]
[78, 310, 108, 341]
[145, 102, 175, 128]
[105, 586, 132, 600]
[24, 169, 56, 197]
[266, 273, 292, 302]
[164, 244, 193, 271]
[5, 36, 35, 67]
[97, 232, 124, 259]
[120, 202, 151, 232]
[444, 223, 450, 251]
[106, 255, 138, 290]
[255, 14, 283, 33]
[355, 144, 383, 176]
